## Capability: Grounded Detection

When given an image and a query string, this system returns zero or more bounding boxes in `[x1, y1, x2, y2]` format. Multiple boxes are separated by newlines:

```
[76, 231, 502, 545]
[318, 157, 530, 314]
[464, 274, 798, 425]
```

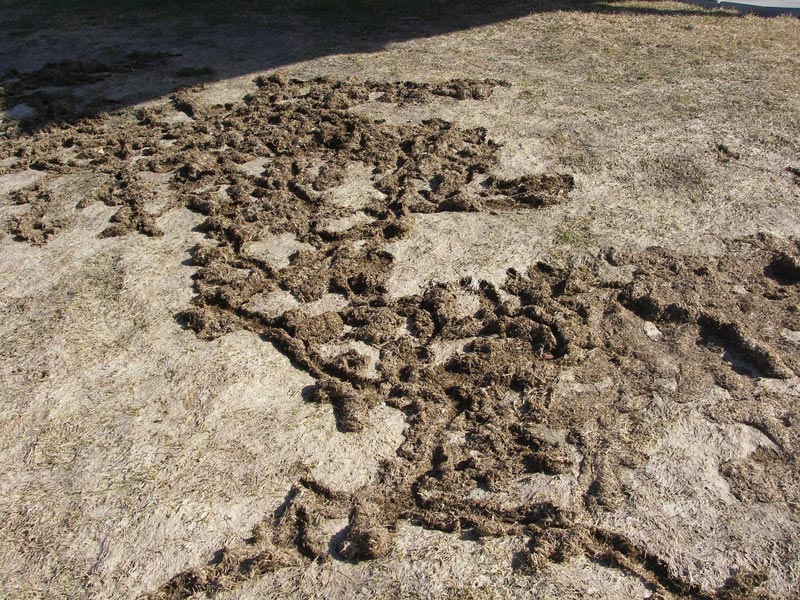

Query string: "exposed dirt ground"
[1, 1, 799, 598]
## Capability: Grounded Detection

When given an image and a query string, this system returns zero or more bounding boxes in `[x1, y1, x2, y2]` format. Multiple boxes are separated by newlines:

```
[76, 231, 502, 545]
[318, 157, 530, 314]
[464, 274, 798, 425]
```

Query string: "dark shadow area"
[696, 314, 791, 379]
[1, 0, 738, 127]
[765, 249, 800, 285]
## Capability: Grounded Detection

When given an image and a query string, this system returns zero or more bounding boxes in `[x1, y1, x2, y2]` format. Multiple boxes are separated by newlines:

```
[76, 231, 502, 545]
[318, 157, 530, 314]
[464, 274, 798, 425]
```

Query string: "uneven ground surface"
[1, 1, 799, 598]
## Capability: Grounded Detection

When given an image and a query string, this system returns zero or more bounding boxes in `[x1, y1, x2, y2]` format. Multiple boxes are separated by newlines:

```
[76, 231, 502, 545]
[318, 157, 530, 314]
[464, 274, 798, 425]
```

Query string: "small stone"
[4, 103, 37, 121]
[643, 321, 662, 341]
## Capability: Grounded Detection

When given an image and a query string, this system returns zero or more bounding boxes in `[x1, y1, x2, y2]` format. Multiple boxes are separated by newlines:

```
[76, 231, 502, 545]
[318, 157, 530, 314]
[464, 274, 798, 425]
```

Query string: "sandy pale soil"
[1, 1, 799, 598]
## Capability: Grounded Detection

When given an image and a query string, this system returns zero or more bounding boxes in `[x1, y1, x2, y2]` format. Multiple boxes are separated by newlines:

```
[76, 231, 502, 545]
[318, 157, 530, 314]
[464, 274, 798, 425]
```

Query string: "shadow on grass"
[1, 0, 739, 126]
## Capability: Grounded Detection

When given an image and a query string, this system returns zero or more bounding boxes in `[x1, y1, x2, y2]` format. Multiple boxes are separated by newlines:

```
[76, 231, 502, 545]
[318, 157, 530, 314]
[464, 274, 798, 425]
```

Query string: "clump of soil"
[4, 75, 798, 600]
[489, 173, 575, 207]
[94, 173, 165, 238]
[310, 376, 379, 432]
[8, 188, 64, 244]
[337, 499, 393, 560]
[370, 78, 511, 104]
[0, 52, 176, 127]
[716, 143, 740, 162]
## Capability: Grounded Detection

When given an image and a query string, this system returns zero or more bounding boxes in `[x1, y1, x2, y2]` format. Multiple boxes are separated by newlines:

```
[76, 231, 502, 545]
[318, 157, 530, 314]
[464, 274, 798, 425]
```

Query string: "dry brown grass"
[1, 1, 799, 598]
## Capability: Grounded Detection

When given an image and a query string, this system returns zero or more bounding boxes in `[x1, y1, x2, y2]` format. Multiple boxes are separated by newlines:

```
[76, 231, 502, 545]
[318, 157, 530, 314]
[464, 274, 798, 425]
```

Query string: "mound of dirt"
[4, 75, 798, 600]
[150, 231, 799, 600]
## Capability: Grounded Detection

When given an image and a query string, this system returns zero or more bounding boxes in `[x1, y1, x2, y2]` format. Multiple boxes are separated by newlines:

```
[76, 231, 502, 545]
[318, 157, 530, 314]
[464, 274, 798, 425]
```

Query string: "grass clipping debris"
[3, 73, 799, 600]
